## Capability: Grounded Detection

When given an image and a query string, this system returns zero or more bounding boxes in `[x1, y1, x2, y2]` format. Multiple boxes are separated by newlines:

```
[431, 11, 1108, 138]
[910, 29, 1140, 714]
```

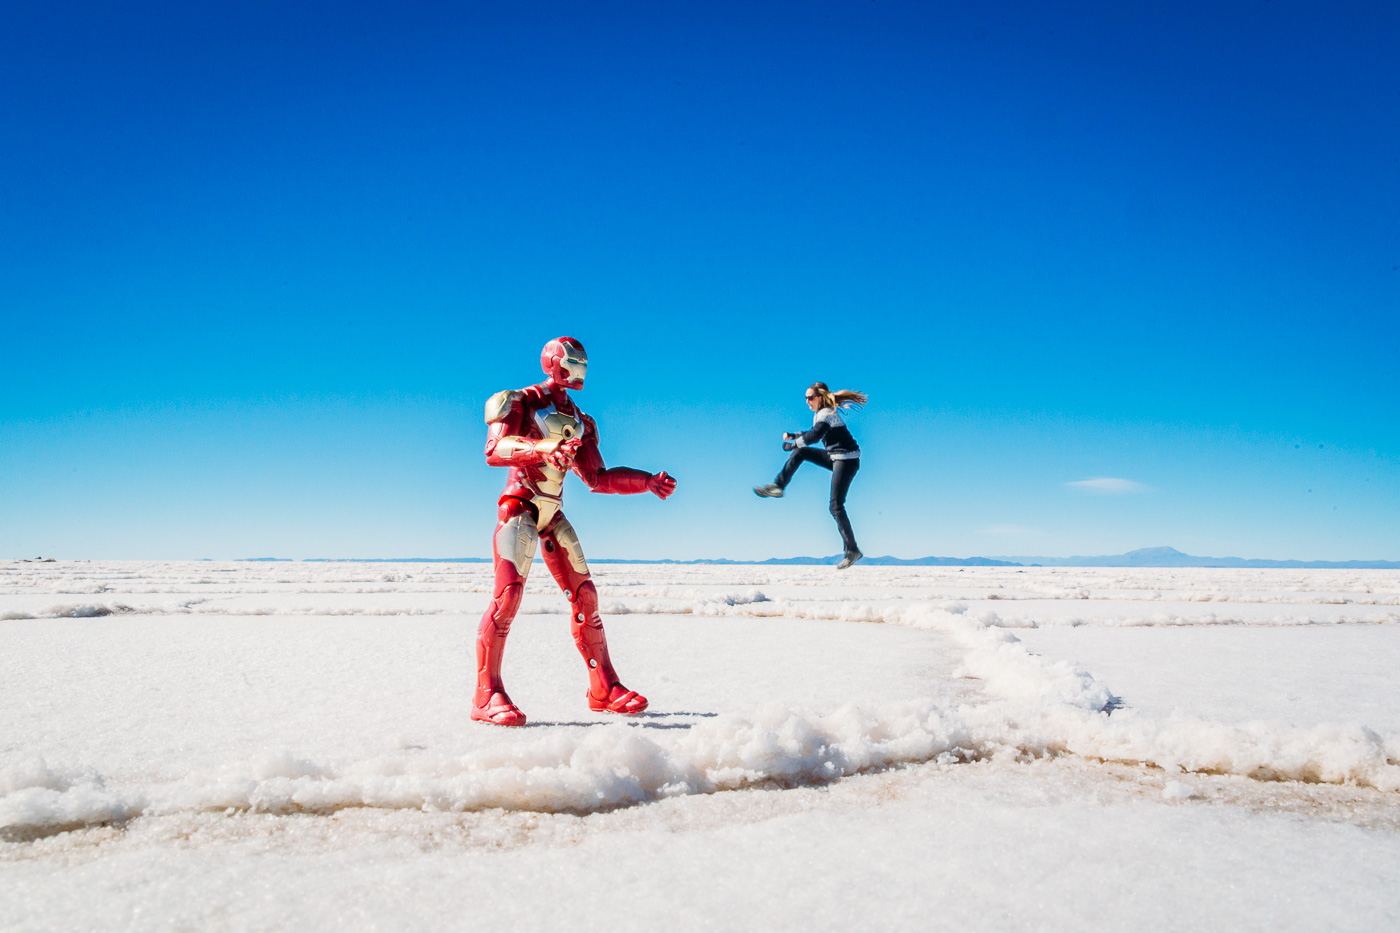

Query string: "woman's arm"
[792, 413, 832, 449]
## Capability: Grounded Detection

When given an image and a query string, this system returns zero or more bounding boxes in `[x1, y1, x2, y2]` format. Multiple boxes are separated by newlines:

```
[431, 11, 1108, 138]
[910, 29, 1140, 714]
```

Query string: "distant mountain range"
[260, 546, 1400, 569]
[591, 555, 1024, 567]
[987, 546, 1400, 570]
[620, 547, 1400, 568]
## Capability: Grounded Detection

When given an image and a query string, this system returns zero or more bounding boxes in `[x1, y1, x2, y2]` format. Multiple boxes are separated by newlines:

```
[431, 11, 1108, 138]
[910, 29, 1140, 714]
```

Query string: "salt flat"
[2, 561, 1398, 931]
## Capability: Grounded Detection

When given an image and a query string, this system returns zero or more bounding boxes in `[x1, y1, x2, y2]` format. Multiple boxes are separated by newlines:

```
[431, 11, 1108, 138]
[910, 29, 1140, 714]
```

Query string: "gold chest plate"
[529, 405, 585, 514]
[534, 405, 584, 446]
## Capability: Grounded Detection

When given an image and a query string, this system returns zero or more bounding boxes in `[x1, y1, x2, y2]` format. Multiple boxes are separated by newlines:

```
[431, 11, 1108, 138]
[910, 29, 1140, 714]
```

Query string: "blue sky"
[2, 1, 1397, 561]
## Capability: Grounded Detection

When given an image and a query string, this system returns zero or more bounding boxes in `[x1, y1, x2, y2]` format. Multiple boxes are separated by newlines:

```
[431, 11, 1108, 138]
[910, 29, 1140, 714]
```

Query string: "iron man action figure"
[474, 336, 677, 726]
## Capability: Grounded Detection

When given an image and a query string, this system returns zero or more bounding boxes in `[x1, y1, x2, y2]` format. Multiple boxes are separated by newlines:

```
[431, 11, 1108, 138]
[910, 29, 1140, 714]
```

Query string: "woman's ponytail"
[808, 382, 868, 410]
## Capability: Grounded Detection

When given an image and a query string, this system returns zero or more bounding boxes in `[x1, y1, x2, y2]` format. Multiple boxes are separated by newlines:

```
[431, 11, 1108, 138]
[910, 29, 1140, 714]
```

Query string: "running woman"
[754, 382, 867, 569]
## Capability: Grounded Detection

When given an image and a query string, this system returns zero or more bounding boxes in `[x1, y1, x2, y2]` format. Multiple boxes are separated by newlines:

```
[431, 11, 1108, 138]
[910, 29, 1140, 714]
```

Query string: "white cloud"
[1065, 477, 1147, 494]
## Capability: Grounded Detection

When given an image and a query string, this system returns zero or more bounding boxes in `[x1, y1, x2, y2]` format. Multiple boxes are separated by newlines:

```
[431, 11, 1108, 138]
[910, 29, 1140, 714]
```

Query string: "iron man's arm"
[483, 390, 576, 469]
[571, 415, 676, 498]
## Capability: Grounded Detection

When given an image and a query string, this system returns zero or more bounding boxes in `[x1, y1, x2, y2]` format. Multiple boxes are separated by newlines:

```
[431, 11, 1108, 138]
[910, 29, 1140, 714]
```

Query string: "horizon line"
[11, 549, 1400, 569]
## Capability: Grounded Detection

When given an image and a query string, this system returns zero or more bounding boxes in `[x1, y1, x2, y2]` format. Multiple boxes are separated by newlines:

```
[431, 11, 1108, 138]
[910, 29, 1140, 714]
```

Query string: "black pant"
[775, 448, 861, 554]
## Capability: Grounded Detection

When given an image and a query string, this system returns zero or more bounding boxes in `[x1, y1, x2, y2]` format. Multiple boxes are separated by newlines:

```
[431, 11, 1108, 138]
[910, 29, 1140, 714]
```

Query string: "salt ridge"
[4, 596, 1396, 835]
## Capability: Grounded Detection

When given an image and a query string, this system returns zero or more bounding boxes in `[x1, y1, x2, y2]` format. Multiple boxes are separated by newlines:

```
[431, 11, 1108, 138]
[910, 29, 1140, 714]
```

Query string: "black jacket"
[794, 407, 860, 459]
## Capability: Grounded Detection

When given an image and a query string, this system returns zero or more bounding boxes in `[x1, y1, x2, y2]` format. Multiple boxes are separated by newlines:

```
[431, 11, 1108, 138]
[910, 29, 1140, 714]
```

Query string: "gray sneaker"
[836, 550, 863, 570]
[753, 483, 784, 498]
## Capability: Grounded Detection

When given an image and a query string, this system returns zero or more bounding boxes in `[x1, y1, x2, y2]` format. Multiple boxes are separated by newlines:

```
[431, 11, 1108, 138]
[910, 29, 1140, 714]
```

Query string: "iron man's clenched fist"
[647, 471, 677, 499]
[542, 436, 584, 471]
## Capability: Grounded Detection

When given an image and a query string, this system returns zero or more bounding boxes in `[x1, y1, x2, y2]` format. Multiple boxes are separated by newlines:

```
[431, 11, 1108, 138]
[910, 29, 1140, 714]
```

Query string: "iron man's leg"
[473, 497, 538, 727]
[538, 514, 648, 714]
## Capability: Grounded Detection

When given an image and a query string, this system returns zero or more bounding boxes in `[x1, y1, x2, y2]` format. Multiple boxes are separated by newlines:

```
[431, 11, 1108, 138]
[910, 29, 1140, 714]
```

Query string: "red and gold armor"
[473, 337, 676, 727]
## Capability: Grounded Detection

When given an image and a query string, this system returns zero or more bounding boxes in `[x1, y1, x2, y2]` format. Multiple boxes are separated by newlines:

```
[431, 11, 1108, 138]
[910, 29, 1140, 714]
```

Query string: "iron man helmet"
[541, 337, 587, 389]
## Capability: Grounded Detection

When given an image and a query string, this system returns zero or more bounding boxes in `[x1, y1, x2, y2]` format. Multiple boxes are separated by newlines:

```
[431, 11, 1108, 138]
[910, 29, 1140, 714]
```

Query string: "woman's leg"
[829, 458, 861, 555]
[775, 447, 833, 488]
